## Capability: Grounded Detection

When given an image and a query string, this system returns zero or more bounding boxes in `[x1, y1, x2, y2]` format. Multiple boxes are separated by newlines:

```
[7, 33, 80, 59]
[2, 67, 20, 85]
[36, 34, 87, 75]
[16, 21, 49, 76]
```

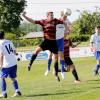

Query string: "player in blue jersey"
[0, 31, 21, 98]
[90, 26, 100, 75]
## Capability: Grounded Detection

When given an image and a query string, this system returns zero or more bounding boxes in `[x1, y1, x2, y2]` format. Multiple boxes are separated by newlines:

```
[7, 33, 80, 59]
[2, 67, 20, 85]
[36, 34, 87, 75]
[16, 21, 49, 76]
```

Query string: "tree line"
[0, 0, 100, 46]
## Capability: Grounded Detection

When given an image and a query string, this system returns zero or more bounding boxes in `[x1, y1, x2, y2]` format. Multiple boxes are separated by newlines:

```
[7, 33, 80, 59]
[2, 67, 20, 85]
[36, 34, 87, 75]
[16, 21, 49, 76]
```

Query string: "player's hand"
[22, 11, 26, 17]
[91, 47, 96, 52]
[27, 65, 31, 71]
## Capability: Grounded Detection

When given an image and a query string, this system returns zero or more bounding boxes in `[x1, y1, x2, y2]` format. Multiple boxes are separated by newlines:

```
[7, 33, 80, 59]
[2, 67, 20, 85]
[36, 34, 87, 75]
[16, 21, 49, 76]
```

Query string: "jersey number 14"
[5, 44, 13, 54]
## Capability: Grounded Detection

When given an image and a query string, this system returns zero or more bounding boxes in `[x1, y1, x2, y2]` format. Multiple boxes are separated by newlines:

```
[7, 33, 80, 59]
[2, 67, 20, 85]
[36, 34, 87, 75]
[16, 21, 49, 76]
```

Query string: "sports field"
[3, 57, 100, 100]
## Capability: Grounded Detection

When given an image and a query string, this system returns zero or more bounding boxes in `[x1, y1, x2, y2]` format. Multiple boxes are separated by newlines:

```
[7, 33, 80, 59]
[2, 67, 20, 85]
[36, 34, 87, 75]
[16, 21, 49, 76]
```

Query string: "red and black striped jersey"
[64, 39, 72, 58]
[35, 18, 63, 40]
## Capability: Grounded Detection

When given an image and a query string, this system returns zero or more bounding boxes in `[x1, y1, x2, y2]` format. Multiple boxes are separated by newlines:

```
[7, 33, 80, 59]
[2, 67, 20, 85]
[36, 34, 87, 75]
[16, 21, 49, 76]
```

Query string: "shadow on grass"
[87, 79, 100, 82]
[25, 90, 84, 97]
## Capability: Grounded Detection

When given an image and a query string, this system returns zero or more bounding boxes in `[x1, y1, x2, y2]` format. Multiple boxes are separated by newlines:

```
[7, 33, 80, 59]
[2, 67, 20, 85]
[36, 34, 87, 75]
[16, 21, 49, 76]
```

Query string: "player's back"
[0, 39, 17, 68]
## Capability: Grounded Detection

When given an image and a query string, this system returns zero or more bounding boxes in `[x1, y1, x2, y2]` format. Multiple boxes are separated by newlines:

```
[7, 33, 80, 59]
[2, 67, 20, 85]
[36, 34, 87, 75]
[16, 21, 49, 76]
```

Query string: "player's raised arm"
[22, 12, 35, 24]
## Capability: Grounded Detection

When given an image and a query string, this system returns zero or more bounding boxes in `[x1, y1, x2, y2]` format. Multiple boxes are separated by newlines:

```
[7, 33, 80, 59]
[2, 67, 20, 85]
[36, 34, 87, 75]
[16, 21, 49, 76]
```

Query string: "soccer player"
[45, 37, 80, 83]
[0, 31, 21, 98]
[45, 10, 71, 77]
[22, 11, 64, 80]
[90, 26, 100, 75]
[62, 35, 81, 83]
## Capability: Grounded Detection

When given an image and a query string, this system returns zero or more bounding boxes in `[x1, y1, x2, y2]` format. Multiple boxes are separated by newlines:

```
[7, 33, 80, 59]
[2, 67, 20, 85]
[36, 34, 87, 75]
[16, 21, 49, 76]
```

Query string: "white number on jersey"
[5, 44, 13, 54]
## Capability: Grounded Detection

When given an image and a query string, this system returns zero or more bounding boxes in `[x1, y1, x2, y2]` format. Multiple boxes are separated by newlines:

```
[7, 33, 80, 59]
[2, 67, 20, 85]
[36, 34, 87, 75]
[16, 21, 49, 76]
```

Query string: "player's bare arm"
[22, 12, 35, 24]
[90, 42, 96, 52]
[71, 41, 81, 48]
[0, 53, 3, 69]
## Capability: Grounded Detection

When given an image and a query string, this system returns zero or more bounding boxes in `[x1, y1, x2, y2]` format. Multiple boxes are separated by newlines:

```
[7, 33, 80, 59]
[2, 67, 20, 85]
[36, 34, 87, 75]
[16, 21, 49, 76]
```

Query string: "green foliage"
[0, 0, 26, 32]
[13, 38, 42, 47]
[72, 8, 100, 35]
[19, 22, 42, 34]
[5, 32, 16, 40]
[69, 34, 90, 42]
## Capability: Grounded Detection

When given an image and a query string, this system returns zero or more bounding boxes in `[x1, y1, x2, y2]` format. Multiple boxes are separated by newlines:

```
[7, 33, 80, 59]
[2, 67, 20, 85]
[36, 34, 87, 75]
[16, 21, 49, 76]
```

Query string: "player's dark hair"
[0, 31, 5, 39]
[47, 11, 53, 16]
[95, 25, 100, 29]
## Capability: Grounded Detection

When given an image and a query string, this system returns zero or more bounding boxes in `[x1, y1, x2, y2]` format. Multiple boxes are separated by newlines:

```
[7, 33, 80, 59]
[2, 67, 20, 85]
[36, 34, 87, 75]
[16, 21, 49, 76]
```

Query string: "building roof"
[22, 32, 43, 39]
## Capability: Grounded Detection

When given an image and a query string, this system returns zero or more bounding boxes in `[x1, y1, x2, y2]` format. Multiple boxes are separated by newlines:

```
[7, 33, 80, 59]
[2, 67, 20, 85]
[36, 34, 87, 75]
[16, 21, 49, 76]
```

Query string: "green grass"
[2, 57, 100, 100]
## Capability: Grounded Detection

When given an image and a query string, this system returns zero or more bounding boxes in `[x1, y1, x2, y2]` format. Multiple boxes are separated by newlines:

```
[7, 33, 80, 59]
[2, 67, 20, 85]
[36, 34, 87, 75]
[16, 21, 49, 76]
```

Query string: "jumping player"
[22, 11, 64, 80]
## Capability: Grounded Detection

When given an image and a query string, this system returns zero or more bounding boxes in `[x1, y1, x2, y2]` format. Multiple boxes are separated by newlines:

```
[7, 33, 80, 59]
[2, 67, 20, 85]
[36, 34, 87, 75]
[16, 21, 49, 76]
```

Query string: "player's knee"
[70, 65, 75, 71]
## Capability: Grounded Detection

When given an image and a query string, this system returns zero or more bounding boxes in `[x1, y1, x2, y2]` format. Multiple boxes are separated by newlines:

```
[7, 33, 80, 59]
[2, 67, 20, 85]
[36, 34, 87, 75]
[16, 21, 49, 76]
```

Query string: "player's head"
[46, 11, 54, 21]
[95, 25, 100, 34]
[0, 31, 5, 39]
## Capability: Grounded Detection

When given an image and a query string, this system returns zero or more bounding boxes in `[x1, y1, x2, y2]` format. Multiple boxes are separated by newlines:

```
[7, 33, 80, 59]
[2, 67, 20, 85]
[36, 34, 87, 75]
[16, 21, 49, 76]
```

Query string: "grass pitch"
[1, 57, 100, 100]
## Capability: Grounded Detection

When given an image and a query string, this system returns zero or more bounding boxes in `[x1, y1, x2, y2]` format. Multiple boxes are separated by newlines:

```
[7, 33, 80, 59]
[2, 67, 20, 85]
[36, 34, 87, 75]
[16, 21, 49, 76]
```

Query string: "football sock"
[60, 60, 65, 73]
[29, 54, 37, 66]
[95, 64, 100, 72]
[72, 69, 79, 80]
[54, 61, 59, 76]
[12, 80, 19, 92]
[47, 59, 52, 71]
[1, 79, 6, 94]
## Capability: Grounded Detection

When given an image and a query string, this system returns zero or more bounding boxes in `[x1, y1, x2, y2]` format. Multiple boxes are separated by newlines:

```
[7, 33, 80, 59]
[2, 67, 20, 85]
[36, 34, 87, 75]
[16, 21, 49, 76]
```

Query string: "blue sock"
[99, 65, 100, 68]
[47, 59, 52, 71]
[95, 64, 100, 71]
[12, 80, 19, 92]
[60, 60, 65, 73]
[1, 79, 6, 94]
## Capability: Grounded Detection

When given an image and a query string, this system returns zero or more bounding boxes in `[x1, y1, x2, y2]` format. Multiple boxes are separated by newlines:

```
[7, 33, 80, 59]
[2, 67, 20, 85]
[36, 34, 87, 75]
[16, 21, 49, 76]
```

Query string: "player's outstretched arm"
[71, 41, 81, 48]
[22, 12, 35, 24]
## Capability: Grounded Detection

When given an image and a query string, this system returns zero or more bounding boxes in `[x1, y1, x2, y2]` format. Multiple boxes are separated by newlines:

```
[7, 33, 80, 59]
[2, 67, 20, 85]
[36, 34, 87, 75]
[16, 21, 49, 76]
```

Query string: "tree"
[0, 0, 26, 32]
[76, 8, 100, 35]
[19, 22, 42, 34]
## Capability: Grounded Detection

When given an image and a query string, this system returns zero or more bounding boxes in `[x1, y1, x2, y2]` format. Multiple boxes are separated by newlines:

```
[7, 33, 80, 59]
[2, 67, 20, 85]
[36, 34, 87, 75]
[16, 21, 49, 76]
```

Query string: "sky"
[24, 0, 100, 22]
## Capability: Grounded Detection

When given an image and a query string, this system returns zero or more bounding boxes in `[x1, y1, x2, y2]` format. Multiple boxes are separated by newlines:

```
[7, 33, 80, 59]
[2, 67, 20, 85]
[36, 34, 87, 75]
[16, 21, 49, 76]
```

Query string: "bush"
[12, 38, 42, 47]
[69, 34, 90, 42]
[5, 33, 16, 40]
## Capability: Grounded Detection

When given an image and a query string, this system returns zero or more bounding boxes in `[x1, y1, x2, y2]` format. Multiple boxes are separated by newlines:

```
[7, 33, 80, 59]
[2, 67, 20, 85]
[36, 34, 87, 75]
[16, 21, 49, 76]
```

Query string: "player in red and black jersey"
[22, 11, 63, 80]
[62, 36, 81, 83]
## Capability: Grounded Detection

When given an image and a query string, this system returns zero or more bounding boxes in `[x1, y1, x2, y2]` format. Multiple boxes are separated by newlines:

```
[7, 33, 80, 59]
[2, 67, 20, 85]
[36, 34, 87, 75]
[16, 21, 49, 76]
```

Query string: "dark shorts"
[64, 57, 73, 66]
[40, 39, 58, 54]
[0, 65, 17, 78]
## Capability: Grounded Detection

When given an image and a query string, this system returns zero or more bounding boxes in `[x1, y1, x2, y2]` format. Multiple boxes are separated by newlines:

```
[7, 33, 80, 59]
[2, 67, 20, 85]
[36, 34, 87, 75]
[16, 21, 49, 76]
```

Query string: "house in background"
[21, 32, 43, 39]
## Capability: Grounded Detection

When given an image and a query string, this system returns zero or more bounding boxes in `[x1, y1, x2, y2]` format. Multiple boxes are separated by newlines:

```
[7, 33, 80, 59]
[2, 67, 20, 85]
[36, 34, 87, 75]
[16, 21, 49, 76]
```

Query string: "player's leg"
[28, 46, 42, 71]
[64, 57, 80, 83]
[94, 60, 100, 75]
[53, 54, 60, 81]
[94, 51, 100, 75]
[10, 65, 21, 97]
[57, 38, 65, 79]
[11, 78, 21, 97]
[50, 40, 60, 81]
[0, 68, 8, 98]
[70, 64, 80, 83]
[47, 52, 52, 71]
[45, 52, 52, 76]
[0, 78, 7, 98]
